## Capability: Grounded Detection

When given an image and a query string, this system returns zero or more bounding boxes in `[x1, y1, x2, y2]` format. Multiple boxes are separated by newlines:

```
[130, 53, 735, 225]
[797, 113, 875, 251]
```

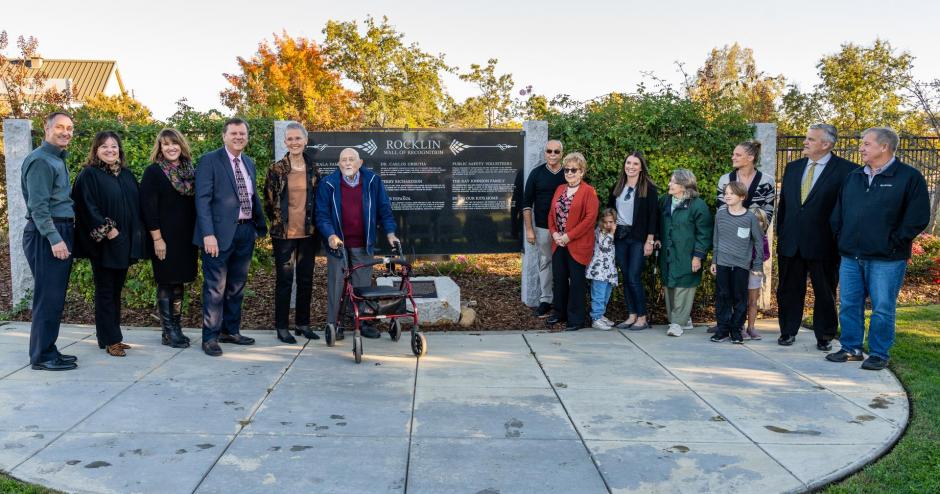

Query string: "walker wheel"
[353, 335, 363, 364]
[389, 320, 402, 342]
[325, 324, 336, 347]
[411, 332, 427, 357]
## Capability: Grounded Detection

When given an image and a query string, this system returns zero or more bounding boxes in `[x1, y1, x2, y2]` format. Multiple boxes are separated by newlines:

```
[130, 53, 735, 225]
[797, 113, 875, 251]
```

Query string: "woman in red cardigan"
[547, 152, 599, 331]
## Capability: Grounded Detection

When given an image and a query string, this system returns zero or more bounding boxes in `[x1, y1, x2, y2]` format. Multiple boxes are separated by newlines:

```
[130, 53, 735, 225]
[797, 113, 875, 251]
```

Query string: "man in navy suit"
[776, 124, 858, 351]
[194, 118, 267, 356]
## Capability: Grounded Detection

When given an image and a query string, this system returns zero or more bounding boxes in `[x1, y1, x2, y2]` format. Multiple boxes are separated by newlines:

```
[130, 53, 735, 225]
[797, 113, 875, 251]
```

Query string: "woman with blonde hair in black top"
[140, 128, 198, 349]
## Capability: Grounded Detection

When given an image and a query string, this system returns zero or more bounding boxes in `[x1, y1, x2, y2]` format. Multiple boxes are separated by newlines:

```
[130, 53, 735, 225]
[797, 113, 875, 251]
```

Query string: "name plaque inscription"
[307, 130, 524, 255]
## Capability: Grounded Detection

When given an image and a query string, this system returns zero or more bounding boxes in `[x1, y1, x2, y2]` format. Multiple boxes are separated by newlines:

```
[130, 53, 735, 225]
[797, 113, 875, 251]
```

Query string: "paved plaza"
[0, 320, 907, 494]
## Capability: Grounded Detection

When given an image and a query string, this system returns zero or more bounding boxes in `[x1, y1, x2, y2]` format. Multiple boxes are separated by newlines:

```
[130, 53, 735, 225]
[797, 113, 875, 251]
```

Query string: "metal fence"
[776, 134, 940, 192]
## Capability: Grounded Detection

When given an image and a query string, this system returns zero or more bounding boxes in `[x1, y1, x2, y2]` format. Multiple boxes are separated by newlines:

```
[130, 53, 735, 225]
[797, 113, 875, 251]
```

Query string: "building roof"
[33, 59, 125, 101]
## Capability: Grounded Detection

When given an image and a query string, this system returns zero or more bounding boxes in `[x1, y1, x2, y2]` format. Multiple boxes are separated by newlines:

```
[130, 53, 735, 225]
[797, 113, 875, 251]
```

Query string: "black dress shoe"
[276, 328, 297, 344]
[202, 340, 223, 357]
[564, 325, 581, 331]
[219, 334, 255, 345]
[534, 302, 552, 318]
[816, 340, 832, 352]
[360, 324, 381, 339]
[778, 335, 796, 346]
[57, 354, 78, 363]
[294, 326, 320, 340]
[31, 357, 77, 371]
[546, 313, 565, 325]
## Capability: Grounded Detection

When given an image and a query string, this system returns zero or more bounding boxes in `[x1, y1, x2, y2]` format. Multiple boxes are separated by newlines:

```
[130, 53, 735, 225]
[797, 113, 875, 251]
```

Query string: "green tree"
[779, 39, 919, 134]
[73, 93, 153, 124]
[687, 43, 785, 123]
[323, 16, 451, 128]
[0, 31, 72, 118]
[455, 58, 516, 128]
[220, 31, 360, 129]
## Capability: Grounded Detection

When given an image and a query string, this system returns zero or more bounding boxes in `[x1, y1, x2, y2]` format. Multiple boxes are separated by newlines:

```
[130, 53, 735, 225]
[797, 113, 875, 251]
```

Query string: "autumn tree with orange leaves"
[220, 32, 360, 129]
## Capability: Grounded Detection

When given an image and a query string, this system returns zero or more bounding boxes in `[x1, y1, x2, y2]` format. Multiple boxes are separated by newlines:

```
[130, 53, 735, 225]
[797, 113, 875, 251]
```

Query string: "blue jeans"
[590, 280, 614, 321]
[838, 257, 907, 359]
[615, 237, 647, 316]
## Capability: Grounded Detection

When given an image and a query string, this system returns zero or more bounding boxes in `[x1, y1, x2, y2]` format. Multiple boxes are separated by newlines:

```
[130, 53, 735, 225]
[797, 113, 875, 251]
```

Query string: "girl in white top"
[587, 208, 619, 329]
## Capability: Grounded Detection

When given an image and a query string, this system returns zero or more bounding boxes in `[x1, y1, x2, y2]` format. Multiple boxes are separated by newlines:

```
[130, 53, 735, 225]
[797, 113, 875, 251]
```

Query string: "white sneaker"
[600, 316, 615, 327]
[592, 319, 612, 330]
[666, 323, 684, 337]
[682, 319, 694, 330]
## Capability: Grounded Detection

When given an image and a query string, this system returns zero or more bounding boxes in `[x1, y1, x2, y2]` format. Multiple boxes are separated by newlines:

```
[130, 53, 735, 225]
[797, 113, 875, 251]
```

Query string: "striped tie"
[801, 161, 817, 204]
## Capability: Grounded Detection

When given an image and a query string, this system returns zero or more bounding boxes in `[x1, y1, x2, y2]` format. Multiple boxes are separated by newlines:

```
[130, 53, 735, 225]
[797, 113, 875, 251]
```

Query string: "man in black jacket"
[826, 127, 930, 370]
[776, 124, 858, 351]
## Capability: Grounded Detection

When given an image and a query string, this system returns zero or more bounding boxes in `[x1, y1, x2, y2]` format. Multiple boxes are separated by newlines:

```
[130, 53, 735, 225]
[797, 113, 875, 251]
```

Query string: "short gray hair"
[671, 168, 699, 198]
[284, 121, 308, 140]
[547, 139, 563, 152]
[862, 127, 899, 153]
[809, 123, 838, 145]
[45, 111, 73, 128]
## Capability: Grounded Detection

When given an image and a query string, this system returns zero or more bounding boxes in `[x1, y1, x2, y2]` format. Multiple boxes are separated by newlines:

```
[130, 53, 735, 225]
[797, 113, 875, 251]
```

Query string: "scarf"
[160, 160, 195, 196]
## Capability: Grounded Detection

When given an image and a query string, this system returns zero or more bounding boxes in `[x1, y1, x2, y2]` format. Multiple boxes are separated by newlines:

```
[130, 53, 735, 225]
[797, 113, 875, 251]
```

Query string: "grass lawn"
[824, 304, 940, 493]
[1, 305, 938, 494]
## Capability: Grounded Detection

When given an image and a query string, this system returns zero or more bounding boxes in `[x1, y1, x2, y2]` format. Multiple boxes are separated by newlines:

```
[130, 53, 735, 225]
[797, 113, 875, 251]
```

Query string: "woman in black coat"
[139, 129, 198, 349]
[606, 151, 659, 330]
[72, 131, 147, 357]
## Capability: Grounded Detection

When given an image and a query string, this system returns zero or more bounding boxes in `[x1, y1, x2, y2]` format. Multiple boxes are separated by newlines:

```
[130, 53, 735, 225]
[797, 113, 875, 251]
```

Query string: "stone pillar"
[753, 122, 777, 310]
[521, 121, 548, 307]
[3, 119, 34, 308]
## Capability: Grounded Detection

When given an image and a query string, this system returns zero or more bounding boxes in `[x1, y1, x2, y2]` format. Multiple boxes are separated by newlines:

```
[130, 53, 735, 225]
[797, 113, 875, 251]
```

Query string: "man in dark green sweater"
[21, 112, 78, 371]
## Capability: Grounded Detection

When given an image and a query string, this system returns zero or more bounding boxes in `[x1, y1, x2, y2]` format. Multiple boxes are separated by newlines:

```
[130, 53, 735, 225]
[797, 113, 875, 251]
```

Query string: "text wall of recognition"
[307, 130, 525, 255]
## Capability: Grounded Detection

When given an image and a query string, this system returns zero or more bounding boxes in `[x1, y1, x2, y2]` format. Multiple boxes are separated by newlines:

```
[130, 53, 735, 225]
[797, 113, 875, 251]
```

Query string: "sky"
[4, 0, 940, 120]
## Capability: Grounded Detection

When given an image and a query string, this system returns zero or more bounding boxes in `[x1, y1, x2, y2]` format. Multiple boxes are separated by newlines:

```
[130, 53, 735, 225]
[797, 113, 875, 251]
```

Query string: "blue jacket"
[315, 167, 396, 256]
[192, 147, 267, 250]
[830, 159, 930, 261]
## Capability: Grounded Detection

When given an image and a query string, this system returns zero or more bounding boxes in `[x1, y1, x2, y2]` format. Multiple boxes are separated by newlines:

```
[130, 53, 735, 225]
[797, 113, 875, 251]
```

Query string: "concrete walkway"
[0, 320, 907, 494]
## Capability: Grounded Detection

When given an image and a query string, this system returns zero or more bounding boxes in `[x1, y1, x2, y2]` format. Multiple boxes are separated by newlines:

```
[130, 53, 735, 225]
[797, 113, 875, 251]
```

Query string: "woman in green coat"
[658, 169, 713, 337]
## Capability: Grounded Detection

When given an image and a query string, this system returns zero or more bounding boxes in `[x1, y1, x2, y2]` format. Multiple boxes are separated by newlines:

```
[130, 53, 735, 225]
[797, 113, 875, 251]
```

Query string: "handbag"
[615, 224, 632, 240]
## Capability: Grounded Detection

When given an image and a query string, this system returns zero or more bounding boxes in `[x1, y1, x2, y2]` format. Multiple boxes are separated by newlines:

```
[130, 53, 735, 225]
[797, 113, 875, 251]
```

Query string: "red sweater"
[340, 179, 365, 248]
[548, 183, 599, 265]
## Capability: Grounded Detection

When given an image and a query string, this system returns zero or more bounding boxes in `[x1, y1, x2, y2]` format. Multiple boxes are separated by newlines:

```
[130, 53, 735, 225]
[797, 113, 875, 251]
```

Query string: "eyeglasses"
[563, 167, 581, 174]
[545, 149, 562, 154]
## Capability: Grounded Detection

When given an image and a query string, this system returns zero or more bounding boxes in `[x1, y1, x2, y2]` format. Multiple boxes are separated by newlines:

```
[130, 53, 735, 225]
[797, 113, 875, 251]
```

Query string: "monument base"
[375, 276, 460, 325]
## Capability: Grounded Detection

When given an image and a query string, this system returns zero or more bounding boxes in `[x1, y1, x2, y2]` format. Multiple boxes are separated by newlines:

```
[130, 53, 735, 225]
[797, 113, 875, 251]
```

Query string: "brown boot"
[106, 343, 126, 357]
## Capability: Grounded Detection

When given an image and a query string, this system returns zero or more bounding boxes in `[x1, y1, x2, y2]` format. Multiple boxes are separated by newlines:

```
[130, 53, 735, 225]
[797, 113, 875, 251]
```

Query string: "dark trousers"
[715, 265, 749, 339]
[552, 246, 587, 327]
[615, 236, 648, 317]
[201, 223, 256, 341]
[23, 220, 74, 364]
[777, 254, 839, 342]
[273, 237, 316, 329]
[91, 259, 128, 347]
[326, 247, 372, 325]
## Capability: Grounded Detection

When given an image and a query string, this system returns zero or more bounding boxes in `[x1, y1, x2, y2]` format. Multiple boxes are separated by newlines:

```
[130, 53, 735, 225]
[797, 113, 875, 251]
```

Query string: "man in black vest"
[776, 124, 858, 350]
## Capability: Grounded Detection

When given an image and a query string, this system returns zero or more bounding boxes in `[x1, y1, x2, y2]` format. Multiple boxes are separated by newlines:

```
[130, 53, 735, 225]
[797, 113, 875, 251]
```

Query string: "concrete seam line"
[402, 339, 420, 493]
[615, 330, 808, 489]
[9, 332, 185, 474]
[522, 333, 614, 494]
[190, 339, 310, 494]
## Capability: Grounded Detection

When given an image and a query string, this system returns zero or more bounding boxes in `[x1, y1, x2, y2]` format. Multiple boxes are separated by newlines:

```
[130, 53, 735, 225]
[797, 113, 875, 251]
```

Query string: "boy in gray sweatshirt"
[710, 181, 765, 344]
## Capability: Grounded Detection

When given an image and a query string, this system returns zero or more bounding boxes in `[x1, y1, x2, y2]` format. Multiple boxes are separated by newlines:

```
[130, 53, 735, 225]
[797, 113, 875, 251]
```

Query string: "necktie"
[232, 157, 252, 217]
[801, 161, 816, 204]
